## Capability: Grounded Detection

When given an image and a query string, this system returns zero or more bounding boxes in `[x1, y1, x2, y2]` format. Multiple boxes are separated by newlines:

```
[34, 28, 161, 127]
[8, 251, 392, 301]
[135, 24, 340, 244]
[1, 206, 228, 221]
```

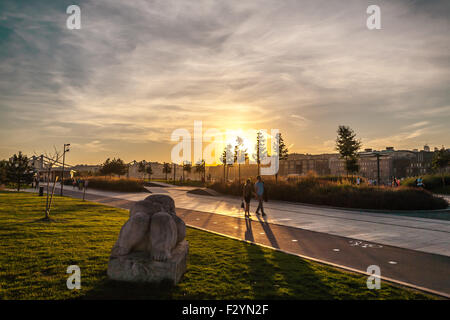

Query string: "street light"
[60, 143, 70, 196]
[360, 151, 389, 186]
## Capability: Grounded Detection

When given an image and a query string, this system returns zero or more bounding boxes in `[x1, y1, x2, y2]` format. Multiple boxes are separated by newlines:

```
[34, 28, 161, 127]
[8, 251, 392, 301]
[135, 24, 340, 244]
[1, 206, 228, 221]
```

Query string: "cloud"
[72, 140, 109, 152]
[291, 114, 308, 122]
[0, 0, 449, 163]
[404, 121, 429, 129]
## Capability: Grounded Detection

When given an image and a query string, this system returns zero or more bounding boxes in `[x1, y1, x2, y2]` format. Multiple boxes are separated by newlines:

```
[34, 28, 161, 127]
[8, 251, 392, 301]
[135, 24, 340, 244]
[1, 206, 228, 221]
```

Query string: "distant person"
[356, 177, 361, 185]
[242, 179, 253, 218]
[417, 177, 424, 188]
[254, 176, 266, 217]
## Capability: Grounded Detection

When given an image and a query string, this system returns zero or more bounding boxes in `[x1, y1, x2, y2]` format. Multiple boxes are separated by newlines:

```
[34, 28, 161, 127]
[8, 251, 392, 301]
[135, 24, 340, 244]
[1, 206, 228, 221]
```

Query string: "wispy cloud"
[404, 121, 429, 129]
[0, 0, 449, 163]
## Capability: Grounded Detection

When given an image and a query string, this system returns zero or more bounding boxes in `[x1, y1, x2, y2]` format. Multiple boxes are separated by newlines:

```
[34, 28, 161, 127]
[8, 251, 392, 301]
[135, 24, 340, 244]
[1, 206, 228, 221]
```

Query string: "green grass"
[0, 191, 434, 300]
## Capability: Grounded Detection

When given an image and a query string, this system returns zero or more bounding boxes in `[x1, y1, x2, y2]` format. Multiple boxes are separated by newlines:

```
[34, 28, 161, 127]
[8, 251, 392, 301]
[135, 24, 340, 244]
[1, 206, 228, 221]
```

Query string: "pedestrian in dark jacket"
[243, 179, 253, 218]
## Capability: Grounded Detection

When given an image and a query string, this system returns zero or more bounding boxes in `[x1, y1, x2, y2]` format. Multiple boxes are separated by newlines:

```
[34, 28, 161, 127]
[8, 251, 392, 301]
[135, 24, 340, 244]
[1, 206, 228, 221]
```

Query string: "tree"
[253, 131, 268, 176]
[234, 137, 247, 184]
[100, 158, 127, 177]
[182, 161, 192, 181]
[35, 148, 63, 221]
[138, 161, 146, 179]
[195, 160, 206, 182]
[6, 152, 35, 192]
[126, 160, 137, 178]
[146, 164, 153, 180]
[137, 161, 153, 180]
[221, 148, 227, 181]
[221, 144, 233, 181]
[0, 160, 8, 185]
[275, 133, 289, 183]
[432, 146, 450, 187]
[336, 126, 361, 177]
[162, 162, 172, 181]
[345, 157, 360, 176]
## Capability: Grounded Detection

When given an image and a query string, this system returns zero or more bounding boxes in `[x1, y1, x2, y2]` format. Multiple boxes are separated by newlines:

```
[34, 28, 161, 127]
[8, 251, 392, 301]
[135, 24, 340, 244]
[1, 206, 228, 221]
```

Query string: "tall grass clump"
[73, 176, 147, 193]
[402, 174, 450, 194]
[209, 177, 448, 210]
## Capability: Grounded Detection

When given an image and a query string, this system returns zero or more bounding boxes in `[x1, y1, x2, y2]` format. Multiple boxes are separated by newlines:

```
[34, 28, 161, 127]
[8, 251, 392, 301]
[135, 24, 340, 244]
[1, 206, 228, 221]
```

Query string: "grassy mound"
[209, 178, 448, 211]
[0, 191, 432, 300]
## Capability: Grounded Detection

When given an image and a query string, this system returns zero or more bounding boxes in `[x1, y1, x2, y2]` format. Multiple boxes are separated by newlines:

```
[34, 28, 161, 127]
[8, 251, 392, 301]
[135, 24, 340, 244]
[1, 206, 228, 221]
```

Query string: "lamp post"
[60, 143, 70, 196]
[361, 151, 387, 186]
[375, 153, 381, 186]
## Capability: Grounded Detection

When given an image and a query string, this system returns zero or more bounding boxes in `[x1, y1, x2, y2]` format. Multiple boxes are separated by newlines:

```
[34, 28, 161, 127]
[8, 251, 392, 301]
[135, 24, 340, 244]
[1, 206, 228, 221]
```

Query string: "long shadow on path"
[255, 215, 280, 249]
[242, 217, 334, 299]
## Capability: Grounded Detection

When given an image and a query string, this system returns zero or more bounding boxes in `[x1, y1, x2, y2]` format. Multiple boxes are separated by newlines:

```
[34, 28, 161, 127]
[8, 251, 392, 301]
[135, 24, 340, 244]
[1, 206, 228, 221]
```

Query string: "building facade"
[281, 146, 436, 184]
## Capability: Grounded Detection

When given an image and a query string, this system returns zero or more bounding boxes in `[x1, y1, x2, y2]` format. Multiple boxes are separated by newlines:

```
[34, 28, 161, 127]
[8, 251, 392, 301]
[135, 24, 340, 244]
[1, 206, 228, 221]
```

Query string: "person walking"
[254, 176, 266, 217]
[242, 178, 253, 218]
[417, 177, 424, 188]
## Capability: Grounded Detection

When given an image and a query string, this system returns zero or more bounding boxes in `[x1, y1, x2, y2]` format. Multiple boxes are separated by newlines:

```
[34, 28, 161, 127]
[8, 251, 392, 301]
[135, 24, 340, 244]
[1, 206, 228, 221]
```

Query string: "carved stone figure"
[107, 194, 188, 284]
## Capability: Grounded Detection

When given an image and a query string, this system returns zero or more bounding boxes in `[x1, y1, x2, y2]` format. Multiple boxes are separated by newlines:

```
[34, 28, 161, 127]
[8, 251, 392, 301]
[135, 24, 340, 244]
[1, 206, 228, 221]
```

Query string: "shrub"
[152, 179, 205, 187]
[402, 174, 450, 191]
[65, 176, 147, 193]
[209, 178, 448, 211]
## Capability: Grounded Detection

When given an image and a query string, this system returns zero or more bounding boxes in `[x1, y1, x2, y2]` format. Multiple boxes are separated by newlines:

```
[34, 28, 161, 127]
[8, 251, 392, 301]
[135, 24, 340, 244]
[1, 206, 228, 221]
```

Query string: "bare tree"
[36, 147, 63, 221]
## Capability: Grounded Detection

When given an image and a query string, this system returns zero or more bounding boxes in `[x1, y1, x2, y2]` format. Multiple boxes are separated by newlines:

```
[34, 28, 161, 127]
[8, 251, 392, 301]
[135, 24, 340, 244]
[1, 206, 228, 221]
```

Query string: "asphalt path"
[57, 188, 450, 298]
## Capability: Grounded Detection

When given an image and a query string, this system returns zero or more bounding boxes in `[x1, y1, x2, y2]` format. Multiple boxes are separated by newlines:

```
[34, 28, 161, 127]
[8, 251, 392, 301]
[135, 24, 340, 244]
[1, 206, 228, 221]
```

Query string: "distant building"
[405, 150, 434, 176]
[69, 164, 101, 175]
[279, 153, 333, 176]
[281, 146, 437, 184]
[30, 144, 438, 183]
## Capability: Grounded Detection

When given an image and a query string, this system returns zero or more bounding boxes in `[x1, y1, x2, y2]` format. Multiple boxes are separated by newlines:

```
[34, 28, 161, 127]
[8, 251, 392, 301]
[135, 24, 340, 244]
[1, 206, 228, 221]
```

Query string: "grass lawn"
[0, 191, 434, 300]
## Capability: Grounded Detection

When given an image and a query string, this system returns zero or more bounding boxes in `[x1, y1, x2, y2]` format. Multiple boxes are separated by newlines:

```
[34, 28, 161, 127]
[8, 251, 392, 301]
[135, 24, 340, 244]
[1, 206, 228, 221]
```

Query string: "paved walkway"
[53, 183, 450, 257]
[24, 184, 450, 297]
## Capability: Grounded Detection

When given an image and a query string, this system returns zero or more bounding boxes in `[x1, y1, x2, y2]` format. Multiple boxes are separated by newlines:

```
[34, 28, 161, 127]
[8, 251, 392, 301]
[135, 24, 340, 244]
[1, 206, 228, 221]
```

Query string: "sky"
[0, 0, 449, 165]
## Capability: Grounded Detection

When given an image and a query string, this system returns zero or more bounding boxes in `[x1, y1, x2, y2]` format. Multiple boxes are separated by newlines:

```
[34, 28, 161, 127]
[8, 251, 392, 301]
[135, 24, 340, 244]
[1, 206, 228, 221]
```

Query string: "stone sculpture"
[107, 194, 188, 284]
